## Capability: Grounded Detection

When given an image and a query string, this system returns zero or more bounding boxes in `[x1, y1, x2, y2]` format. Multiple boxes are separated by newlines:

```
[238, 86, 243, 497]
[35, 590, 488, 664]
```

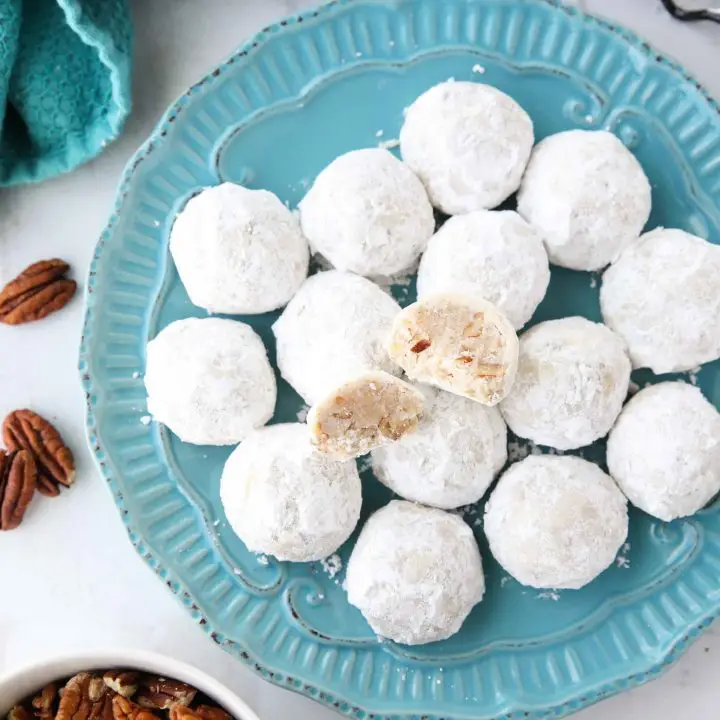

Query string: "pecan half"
[104, 671, 140, 698]
[56, 673, 112, 720]
[31, 683, 58, 720]
[0, 259, 76, 325]
[111, 696, 159, 720]
[135, 677, 196, 710]
[3, 410, 75, 494]
[169, 705, 231, 720]
[0, 449, 37, 530]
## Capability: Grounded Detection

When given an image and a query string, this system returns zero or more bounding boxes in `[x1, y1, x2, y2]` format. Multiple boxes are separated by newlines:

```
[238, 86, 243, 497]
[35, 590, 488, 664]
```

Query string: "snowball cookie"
[600, 228, 720, 374]
[170, 183, 309, 314]
[145, 318, 276, 445]
[400, 81, 534, 215]
[273, 271, 401, 404]
[416, 210, 550, 329]
[388, 293, 519, 406]
[484, 455, 628, 589]
[607, 382, 720, 521]
[500, 317, 631, 450]
[308, 372, 424, 461]
[220, 423, 362, 562]
[298, 148, 434, 276]
[372, 384, 507, 509]
[517, 130, 651, 271]
[345, 500, 484, 644]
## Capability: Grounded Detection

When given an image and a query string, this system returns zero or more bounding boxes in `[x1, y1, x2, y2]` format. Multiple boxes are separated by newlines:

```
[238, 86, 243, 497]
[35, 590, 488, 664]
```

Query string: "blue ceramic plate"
[79, 1, 720, 718]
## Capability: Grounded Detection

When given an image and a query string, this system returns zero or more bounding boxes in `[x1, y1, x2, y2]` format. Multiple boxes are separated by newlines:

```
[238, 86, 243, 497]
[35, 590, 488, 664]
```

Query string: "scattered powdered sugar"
[132, 371, 140, 380]
[357, 456, 374, 474]
[371, 259, 419, 304]
[589, 275, 598, 289]
[256, 554, 270, 566]
[500, 576, 511, 588]
[321, 554, 343, 580]
[536, 591, 561, 601]
[471, 64, 486, 74]
[296, 404, 309, 422]
[140, 415, 152, 426]
[377, 138, 400, 150]
[687, 366, 702, 386]
[375, 129, 384, 138]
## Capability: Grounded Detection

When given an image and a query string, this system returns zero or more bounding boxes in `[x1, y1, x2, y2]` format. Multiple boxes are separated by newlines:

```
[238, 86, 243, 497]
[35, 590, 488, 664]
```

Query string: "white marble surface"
[0, 1, 718, 717]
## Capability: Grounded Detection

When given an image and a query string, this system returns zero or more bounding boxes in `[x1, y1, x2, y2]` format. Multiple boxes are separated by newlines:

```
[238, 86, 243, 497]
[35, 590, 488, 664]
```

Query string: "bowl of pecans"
[0, 650, 261, 720]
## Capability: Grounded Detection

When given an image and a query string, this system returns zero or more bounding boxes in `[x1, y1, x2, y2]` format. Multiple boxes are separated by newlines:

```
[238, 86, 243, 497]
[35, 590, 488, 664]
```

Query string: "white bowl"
[0, 649, 261, 719]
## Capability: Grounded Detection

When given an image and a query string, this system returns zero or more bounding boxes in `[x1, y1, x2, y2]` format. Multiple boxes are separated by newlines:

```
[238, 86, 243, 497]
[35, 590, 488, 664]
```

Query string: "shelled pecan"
[3, 409, 75, 495]
[104, 670, 140, 698]
[136, 677, 196, 710]
[56, 673, 114, 720]
[168, 705, 231, 720]
[0, 259, 76, 325]
[0, 449, 36, 530]
[112, 696, 160, 720]
[12, 669, 235, 720]
[31, 683, 58, 720]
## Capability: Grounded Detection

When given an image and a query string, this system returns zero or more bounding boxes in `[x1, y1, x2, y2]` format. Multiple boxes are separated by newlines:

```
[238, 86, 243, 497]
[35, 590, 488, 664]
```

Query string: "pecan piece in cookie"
[3, 409, 74, 495]
[0, 259, 76, 325]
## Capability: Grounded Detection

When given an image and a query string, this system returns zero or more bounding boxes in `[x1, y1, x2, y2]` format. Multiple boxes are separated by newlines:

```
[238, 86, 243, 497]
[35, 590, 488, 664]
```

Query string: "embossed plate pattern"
[79, 1, 720, 718]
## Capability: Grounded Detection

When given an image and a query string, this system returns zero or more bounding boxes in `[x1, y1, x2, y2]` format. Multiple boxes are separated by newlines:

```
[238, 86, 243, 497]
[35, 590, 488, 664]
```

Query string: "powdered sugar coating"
[272, 270, 401, 405]
[388, 293, 519, 406]
[345, 500, 485, 644]
[299, 148, 435, 276]
[517, 130, 651, 271]
[400, 81, 534, 214]
[500, 317, 631, 450]
[220, 423, 362, 562]
[600, 228, 720, 373]
[484, 455, 628, 589]
[145, 318, 276, 445]
[417, 210, 550, 329]
[607, 382, 720, 521]
[372, 384, 507, 509]
[170, 183, 309, 313]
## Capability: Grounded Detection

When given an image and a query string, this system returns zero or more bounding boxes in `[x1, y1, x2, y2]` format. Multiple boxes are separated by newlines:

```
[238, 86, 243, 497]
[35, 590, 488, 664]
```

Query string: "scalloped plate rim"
[79, 1, 720, 718]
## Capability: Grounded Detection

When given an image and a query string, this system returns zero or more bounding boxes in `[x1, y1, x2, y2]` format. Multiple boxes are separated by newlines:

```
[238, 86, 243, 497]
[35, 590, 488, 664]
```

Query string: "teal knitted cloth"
[0, 0, 132, 186]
